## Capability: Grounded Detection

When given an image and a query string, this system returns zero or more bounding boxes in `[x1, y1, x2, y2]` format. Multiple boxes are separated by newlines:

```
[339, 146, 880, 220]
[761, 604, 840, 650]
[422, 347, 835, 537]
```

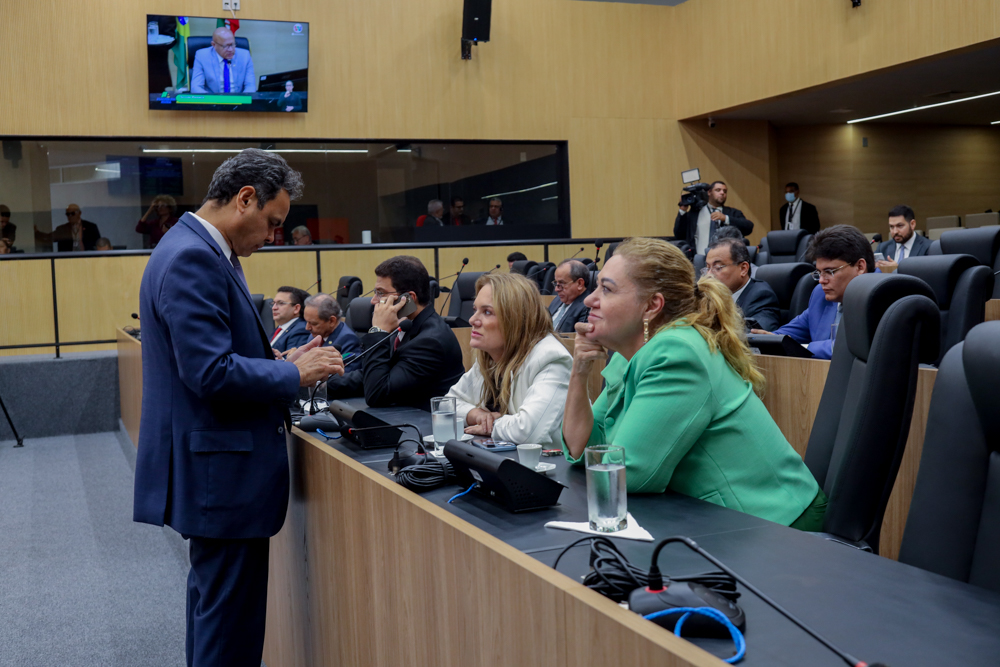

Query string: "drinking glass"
[585, 445, 627, 532]
[430, 397, 457, 451]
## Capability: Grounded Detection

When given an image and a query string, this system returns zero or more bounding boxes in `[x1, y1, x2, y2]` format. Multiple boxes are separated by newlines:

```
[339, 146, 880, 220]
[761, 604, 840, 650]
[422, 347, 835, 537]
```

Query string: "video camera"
[678, 167, 710, 208]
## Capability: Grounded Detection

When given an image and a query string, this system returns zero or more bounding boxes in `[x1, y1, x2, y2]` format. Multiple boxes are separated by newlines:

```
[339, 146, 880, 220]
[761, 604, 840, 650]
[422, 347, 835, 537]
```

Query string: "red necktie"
[394, 334, 401, 351]
[270, 327, 281, 342]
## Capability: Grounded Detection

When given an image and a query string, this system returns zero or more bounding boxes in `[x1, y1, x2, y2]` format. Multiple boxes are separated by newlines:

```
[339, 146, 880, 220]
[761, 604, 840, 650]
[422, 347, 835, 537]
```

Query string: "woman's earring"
[643, 319, 650, 343]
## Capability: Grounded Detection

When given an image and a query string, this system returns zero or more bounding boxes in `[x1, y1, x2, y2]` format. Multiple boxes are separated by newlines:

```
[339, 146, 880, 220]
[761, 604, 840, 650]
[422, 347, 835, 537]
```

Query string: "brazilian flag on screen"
[170, 17, 190, 90]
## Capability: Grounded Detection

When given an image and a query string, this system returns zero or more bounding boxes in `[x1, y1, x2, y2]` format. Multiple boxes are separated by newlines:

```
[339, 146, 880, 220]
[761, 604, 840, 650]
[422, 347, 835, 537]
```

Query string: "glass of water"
[430, 397, 457, 452]
[585, 445, 627, 532]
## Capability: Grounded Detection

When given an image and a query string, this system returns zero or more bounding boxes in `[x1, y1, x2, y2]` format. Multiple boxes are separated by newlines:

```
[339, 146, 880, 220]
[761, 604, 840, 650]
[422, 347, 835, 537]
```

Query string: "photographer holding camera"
[674, 180, 754, 254]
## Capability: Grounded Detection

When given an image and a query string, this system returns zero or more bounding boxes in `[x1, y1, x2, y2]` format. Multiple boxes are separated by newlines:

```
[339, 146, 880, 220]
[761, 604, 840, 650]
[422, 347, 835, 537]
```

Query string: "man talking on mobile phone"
[325, 255, 465, 410]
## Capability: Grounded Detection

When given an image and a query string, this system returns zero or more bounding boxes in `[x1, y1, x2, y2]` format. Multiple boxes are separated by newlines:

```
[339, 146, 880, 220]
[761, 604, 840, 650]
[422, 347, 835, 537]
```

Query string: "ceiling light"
[481, 182, 558, 199]
[847, 90, 1000, 124]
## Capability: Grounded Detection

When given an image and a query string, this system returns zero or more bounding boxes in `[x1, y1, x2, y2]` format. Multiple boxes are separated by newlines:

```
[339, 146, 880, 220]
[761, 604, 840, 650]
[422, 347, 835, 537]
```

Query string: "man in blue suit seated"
[875, 205, 932, 273]
[754, 225, 873, 360]
[269, 286, 312, 355]
[133, 149, 344, 667]
[302, 293, 362, 361]
[548, 259, 591, 333]
[191, 27, 256, 94]
[704, 237, 780, 332]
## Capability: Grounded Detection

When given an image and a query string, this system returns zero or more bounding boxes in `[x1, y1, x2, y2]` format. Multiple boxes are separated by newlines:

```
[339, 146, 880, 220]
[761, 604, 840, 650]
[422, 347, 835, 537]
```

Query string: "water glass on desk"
[430, 397, 456, 451]
[585, 445, 627, 532]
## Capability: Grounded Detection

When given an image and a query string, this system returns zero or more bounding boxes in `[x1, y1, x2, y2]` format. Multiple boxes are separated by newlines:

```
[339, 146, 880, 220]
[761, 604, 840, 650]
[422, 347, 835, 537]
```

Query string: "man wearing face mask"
[779, 182, 820, 234]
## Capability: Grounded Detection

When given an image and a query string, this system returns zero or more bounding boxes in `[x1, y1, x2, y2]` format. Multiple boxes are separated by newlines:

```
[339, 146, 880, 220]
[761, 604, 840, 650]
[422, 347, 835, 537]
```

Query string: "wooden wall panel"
[53, 255, 148, 343]
[241, 250, 320, 298]
[319, 248, 436, 297]
[0, 260, 55, 353]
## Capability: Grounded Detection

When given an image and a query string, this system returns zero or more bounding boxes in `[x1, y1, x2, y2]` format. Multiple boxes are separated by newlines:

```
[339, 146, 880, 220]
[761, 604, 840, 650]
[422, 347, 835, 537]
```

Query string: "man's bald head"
[212, 28, 236, 60]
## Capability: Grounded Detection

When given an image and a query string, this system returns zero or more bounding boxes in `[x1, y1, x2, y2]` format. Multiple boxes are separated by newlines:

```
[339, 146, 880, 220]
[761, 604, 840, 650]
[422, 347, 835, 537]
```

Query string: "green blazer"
[564, 324, 819, 526]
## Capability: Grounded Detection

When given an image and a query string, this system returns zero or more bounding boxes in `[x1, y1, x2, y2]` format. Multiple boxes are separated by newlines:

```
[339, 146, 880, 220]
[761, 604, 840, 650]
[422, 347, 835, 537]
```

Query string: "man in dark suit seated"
[705, 237, 779, 332]
[757, 225, 874, 360]
[132, 148, 344, 667]
[779, 182, 820, 234]
[675, 181, 753, 255]
[48, 204, 102, 251]
[269, 286, 313, 355]
[444, 196, 471, 226]
[876, 205, 931, 273]
[302, 293, 361, 361]
[326, 256, 465, 410]
[548, 259, 591, 333]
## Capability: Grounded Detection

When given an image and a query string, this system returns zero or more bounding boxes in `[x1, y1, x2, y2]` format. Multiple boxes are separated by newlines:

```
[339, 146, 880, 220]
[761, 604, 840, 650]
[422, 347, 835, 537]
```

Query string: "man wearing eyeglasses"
[755, 225, 873, 360]
[191, 27, 257, 95]
[704, 238, 779, 332]
[548, 259, 591, 333]
[269, 286, 313, 355]
[325, 255, 465, 410]
[49, 204, 102, 252]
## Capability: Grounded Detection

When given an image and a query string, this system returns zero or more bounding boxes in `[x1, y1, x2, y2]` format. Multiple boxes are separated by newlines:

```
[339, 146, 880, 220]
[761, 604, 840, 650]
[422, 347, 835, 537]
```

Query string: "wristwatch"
[368, 326, 387, 334]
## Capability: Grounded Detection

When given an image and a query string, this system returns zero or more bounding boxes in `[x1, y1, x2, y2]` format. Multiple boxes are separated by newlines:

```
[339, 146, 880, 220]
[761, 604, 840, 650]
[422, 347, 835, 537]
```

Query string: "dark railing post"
[315, 250, 322, 293]
[50, 258, 60, 359]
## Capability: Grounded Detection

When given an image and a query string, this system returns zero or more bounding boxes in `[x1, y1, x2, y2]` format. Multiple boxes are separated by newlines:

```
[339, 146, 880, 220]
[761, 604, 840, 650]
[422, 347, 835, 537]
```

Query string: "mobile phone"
[471, 438, 517, 452]
[395, 294, 418, 318]
[874, 252, 885, 262]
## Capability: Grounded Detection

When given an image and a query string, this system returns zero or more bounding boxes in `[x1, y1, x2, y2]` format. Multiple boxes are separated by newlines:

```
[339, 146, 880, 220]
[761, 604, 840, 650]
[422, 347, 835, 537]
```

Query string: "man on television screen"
[191, 27, 256, 94]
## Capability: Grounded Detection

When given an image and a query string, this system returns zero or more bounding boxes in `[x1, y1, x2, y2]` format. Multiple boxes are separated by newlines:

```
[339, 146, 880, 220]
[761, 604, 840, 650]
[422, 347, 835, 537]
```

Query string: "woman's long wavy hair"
[473, 272, 554, 414]
[613, 237, 765, 394]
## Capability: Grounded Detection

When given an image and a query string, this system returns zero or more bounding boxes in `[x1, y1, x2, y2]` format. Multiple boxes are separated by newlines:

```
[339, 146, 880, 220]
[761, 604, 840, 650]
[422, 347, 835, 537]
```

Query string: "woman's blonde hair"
[473, 272, 554, 414]
[612, 237, 765, 394]
[152, 194, 177, 214]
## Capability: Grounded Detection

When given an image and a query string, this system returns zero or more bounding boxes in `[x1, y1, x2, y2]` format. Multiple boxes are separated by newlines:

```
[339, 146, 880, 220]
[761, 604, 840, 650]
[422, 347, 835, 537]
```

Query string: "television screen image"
[146, 15, 309, 113]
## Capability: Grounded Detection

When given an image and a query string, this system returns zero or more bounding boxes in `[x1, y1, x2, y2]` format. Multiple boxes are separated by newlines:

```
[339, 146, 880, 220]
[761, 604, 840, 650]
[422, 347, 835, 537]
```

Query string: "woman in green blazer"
[562, 237, 825, 529]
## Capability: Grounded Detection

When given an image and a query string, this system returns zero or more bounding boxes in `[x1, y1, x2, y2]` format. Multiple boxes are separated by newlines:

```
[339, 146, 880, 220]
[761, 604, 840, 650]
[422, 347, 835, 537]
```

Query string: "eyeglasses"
[65, 210, 80, 216]
[373, 289, 402, 299]
[811, 262, 854, 281]
[700, 263, 736, 276]
[272, 300, 293, 307]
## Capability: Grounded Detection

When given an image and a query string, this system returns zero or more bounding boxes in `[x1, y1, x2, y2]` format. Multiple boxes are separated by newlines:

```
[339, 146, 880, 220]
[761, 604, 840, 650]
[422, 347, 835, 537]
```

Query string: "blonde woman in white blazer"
[446, 273, 573, 446]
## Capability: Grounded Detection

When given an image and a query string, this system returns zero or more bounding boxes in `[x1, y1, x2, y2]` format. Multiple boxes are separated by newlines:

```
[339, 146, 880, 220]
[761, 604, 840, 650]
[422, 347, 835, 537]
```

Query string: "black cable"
[551, 537, 739, 604]
[395, 454, 455, 491]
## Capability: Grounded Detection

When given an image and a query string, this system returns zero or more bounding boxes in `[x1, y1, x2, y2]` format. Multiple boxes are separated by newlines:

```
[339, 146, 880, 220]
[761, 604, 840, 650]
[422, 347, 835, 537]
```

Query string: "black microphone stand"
[0, 391, 24, 448]
[439, 258, 468, 316]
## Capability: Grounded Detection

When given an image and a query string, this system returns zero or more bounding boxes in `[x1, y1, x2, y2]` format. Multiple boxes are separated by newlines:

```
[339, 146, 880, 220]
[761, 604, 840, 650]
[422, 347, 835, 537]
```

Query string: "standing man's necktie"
[223, 59, 231, 93]
[230, 254, 249, 293]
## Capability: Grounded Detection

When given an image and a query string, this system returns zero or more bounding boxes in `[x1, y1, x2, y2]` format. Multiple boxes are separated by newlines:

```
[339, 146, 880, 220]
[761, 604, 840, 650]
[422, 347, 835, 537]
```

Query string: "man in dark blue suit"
[762, 225, 873, 359]
[270, 286, 312, 355]
[548, 259, 591, 333]
[876, 205, 932, 273]
[302, 293, 362, 361]
[705, 237, 780, 332]
[133, 149, 344, 667]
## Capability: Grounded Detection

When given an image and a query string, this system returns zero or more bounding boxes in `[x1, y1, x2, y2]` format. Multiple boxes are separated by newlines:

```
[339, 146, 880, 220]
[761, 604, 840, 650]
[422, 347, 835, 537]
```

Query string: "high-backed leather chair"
[692, 254, 706, 276]
[756, 230, 812, 265]
[429, 278, 440, 301]
[753, 263, 813, 326]
[510, 259, 538, 276]
[446, 271, 484, 324]
[897, 254, 993, 363]
[250, 294, 277, 339]
[898, 322, 1000, 594]
[346, 296, 374, 336]
[939, 226, 1000, 297]
[336, 276, 363, 314]
[604, 242, 620, 261]
[804, 274, 940, 553]
[537, 263, 557, 295]
[963, 212, 999, 228]
[928, 240, 943, 255]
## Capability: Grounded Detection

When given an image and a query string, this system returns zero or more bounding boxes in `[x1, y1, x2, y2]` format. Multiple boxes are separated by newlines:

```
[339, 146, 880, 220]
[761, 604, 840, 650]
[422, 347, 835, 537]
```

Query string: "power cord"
[552, 536, 740, 604]
[395, 452, 455, 491]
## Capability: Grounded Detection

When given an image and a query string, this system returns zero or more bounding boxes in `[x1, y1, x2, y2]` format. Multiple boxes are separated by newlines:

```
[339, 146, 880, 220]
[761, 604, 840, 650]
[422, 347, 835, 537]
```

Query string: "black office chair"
[928, 240, 943, 256]
[528, 262, 554, 294]
[897, 254, 993, 364]
[898, 322, 1000, 594]
[692, 254, 706, 276]
[757, 230, 812, 265]
[510, 260, 538, 276]
[346, 296, 374, 336]
[446, 271, 484, 325]
[939, 226, 1000, 298]
[804, 274, 939, 553]
[668, 239, 695, 262]
[186, 36, 251, 80]
[429, 278, 440, 301]
[538, 263, 557, 295]
[261, 297, 276, 339]
[604, 242, 620, 261]
[336, 276, 363, 314]
[753, 263, 814, 326]
[747, 244, 759, 265]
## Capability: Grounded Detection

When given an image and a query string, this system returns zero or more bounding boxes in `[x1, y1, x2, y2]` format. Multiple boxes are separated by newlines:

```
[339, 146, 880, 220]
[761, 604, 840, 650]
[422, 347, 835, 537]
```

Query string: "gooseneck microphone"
[303, 279, 320, 294]
[870, 233, 882, 246]
[566, 247, 586, 261]
[645, 537, 888, 667]
[131, 313, 139, 321]
[594, 239, 604, 265]
[484, 264, 501, 275]
[439, 258, 469, 314]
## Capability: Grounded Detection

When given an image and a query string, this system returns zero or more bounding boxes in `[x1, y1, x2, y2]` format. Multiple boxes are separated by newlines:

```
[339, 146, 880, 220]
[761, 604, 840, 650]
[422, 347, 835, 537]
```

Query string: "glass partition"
[0, 137, 570, 253]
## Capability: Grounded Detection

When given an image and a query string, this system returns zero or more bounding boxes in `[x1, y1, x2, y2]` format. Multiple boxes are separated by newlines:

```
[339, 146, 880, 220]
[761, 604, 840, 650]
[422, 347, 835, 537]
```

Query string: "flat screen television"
[146, 15, 308, 113]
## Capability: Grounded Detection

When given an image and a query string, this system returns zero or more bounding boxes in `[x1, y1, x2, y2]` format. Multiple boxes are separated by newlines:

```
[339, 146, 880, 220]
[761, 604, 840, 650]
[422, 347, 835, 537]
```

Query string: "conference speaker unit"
[462, 0, 491, 42]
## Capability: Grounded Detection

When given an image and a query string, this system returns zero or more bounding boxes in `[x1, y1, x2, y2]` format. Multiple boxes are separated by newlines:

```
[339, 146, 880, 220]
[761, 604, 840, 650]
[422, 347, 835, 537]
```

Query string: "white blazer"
[446, 334, 573, 446]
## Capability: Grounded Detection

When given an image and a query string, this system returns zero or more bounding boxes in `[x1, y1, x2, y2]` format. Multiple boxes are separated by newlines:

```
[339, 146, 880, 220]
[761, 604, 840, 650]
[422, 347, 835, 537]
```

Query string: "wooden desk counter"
[756, 354, 937, 561]
[116, 327, 142, 447]
[263, 429, 723, 667]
